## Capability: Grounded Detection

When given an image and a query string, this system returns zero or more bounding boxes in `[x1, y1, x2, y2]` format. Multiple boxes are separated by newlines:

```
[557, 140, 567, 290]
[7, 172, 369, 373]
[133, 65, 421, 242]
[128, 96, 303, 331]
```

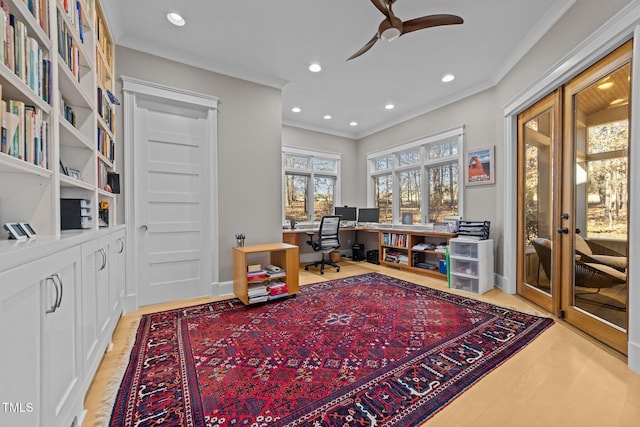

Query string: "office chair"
[304, 215, 341, 274]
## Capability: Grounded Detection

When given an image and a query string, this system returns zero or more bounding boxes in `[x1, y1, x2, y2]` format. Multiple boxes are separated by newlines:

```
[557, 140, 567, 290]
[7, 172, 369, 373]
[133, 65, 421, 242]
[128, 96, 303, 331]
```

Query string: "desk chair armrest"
[305, 231, 316, 246]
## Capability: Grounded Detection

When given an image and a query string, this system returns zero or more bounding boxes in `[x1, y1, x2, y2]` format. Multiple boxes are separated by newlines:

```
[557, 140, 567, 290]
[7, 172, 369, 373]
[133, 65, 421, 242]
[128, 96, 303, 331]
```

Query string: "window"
[283, 148, 341, 222]
[367, 127, 463, 224]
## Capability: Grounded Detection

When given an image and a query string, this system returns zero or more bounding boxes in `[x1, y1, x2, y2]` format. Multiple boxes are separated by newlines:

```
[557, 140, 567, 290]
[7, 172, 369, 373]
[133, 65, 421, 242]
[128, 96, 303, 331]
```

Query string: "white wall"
[115, 46, 283, 282]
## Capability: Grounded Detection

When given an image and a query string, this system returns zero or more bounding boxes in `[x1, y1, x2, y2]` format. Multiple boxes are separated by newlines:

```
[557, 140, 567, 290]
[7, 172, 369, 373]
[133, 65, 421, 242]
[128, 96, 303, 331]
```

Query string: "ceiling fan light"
[380, 27, 401, 41]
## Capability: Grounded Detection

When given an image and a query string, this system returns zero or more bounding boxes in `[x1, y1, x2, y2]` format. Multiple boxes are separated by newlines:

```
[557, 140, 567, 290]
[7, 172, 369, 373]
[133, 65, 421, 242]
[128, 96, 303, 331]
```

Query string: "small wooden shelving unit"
[232, 242, 299, 305]
[378, 229, 456, 279]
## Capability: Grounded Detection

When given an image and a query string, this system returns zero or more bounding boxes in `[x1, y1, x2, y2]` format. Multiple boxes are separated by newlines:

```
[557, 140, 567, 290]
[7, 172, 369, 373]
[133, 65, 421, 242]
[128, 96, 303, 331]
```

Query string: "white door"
[134, 96, 212, 306]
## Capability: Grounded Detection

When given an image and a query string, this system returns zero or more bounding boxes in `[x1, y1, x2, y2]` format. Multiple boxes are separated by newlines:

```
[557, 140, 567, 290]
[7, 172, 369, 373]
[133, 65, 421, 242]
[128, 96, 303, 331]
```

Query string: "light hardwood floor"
[83, 261, 640, 426]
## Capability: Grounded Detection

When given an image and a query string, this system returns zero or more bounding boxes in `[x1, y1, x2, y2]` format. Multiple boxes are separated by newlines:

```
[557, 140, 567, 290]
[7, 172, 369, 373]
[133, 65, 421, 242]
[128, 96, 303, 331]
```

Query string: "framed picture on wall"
[465, 146, 495, 186]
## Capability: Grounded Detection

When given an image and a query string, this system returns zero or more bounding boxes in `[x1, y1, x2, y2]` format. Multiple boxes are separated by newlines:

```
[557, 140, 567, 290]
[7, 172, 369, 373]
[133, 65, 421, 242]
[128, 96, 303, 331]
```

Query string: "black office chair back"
[317, 215, 340, 250]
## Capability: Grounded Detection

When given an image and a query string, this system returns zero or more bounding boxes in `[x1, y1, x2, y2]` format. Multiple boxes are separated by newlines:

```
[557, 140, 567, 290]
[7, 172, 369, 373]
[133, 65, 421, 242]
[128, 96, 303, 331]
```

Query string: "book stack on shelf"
[247, 282, 269, 304]
[265, 263, 285, 278]
[267, 280, 288, 301]
[247, 265, 267, 282]
[383, 248, 409, 264]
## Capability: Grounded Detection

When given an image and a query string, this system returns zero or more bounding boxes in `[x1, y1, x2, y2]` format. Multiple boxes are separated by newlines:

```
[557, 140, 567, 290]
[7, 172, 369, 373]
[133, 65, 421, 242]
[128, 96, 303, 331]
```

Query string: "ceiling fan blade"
[370, 0, 391, 17]
[402, 14, 464, 34]
[347, 34, 379, 61]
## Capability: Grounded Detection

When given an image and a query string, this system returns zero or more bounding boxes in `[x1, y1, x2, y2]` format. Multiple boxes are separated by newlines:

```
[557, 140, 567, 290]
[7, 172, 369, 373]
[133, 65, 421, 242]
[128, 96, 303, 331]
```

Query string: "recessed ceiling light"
[309, 63, 322, 72]
[167, 12, 185, 26]
[350, 121, 358, 126]
[323, 115, 332, 120]
[597, 81, 614, 90]
[610, 98, 626, 106]
[291, 107, 301, 113]
[385, 104, 395, 110]
[442, 74, 455, 83]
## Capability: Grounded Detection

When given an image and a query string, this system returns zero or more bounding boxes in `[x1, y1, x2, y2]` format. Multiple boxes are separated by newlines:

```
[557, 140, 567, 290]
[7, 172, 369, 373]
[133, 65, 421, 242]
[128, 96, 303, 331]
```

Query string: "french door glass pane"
[313, 177, 335, 221]
[572, 63, 629, 329]
[284, 174, 309, 222]
[374, 174, 393, 223]
[399, 170, 421, 224]
[522, 109, 554, 295]
[428, 163, 458, 222]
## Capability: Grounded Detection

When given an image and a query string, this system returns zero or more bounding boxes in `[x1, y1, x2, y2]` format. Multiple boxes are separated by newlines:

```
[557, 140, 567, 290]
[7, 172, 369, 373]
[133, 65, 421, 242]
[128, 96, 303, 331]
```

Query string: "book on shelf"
[247, 269, 267, 282]
[248, 295, 269, 304]
[248, 282, 269, 299]
[267, 280, 288, 296]
[265, 264, 286, 278]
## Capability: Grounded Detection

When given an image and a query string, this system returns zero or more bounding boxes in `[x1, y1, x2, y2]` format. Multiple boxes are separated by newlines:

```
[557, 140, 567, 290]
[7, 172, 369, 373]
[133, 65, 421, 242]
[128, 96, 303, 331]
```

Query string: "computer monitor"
[358, 207, 380, 223]
[334, 206, 357, 221]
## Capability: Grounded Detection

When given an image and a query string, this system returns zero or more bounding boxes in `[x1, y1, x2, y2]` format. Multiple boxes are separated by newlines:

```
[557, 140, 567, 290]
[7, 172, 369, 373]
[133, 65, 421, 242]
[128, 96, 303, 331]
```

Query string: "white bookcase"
[0, 0, 117, 238]
[448, 238, 494, 294]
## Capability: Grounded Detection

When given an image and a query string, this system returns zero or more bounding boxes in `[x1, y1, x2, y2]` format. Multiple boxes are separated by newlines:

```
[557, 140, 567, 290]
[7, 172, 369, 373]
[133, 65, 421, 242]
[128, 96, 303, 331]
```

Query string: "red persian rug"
[109, 273, 553, 426]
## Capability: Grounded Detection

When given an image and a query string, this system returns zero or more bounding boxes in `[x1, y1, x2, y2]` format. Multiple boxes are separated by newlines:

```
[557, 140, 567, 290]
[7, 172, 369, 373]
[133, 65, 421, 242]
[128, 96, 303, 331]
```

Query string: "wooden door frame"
[121, 76, 219, 311]
[504, 6, 640, 371]
[560, 41, 631, 354]
[516, 90, 563, 315]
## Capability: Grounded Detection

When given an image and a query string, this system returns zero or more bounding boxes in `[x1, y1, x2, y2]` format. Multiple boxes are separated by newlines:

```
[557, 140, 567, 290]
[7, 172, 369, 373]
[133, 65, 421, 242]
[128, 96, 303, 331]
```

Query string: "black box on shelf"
[367, 250, 379, 264]
[61, 199, 92, 230]
[352, 243, 365, 261]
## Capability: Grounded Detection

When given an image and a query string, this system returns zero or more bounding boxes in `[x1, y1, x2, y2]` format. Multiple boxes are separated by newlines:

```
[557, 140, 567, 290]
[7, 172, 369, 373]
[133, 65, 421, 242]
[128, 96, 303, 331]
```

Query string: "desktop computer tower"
[352, 243, 365, 261]
[367, 250, 379, 264]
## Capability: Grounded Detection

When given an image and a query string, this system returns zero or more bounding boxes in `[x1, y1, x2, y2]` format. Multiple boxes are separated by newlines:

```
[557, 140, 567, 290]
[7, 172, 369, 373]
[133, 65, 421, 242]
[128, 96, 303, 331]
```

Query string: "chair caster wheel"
[320, 271, 324, 275]
[337, 267, 340, 272]
[305, 266, 309, 271]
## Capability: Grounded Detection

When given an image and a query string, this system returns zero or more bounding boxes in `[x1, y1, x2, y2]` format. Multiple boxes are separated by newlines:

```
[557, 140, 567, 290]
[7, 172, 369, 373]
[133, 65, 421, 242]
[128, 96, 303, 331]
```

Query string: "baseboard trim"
[494, 273, 514, 294]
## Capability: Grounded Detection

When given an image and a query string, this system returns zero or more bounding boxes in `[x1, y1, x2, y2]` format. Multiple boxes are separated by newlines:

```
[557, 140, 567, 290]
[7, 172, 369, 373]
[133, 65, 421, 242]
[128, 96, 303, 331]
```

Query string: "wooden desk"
[284, 226, 457, 280]
[232, 243, 299, 305]
[282, 227, 366, 246]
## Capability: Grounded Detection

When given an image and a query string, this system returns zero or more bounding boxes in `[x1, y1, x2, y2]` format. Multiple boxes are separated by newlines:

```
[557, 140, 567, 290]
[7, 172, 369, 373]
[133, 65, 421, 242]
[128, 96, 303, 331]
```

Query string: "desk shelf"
[232, 243, 299, 305]
[378, 229, 455, 279]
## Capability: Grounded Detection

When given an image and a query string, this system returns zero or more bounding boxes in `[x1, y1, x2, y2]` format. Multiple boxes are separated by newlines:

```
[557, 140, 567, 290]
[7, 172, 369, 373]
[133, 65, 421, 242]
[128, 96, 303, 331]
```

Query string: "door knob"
[560, 213, 569, 220]
[557, 227, 569, 234]
[140, 225, 148, 231]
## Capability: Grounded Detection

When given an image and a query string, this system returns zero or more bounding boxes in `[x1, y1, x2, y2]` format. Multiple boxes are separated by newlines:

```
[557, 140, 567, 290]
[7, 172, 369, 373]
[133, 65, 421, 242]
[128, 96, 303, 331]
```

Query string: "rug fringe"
[94, 316, 142, 426]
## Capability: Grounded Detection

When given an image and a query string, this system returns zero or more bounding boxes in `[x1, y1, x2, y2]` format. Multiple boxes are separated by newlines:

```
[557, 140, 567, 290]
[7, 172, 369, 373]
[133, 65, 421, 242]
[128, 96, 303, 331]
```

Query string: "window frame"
[282, 146, 341, 223]
[366, 126, 464, 225]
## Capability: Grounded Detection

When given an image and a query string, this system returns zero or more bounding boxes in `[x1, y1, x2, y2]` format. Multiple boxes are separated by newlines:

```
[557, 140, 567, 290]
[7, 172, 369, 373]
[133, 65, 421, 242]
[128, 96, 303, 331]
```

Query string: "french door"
[517, 41, 630, 354]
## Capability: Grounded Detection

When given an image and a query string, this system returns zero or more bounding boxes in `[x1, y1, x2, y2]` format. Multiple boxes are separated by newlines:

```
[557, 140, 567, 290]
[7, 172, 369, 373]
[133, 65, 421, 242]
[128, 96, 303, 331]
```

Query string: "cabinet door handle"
[53, 273, 63, 309]
[45, 275, 59, 314]
[118, 238, 124, 254]
[98, 249, 107, 271]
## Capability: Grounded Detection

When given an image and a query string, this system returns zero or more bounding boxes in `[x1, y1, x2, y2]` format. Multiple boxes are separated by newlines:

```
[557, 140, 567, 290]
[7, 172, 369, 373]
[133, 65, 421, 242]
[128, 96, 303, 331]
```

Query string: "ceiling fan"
[348, 0, 464, 60]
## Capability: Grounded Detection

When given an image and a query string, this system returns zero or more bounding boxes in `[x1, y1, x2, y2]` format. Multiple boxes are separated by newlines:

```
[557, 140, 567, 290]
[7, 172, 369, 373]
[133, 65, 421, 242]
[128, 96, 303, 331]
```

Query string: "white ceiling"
[101, 0, 575, 139]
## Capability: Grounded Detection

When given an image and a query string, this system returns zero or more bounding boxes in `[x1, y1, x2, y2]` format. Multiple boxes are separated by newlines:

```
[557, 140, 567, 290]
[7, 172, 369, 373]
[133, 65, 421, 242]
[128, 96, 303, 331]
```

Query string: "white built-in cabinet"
[0, 244, 85, 426]
[0, 1, 121, 424]
[0, 226, 125, 427]
[448, 238, 495, 295]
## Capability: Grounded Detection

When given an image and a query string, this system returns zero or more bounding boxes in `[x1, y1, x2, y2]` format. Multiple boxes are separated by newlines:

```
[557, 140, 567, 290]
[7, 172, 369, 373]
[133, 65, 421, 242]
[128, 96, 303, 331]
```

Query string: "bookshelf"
[0, 0, 118, 238]
[232, 243, 300, 305]
[379, 229, 456, 279]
